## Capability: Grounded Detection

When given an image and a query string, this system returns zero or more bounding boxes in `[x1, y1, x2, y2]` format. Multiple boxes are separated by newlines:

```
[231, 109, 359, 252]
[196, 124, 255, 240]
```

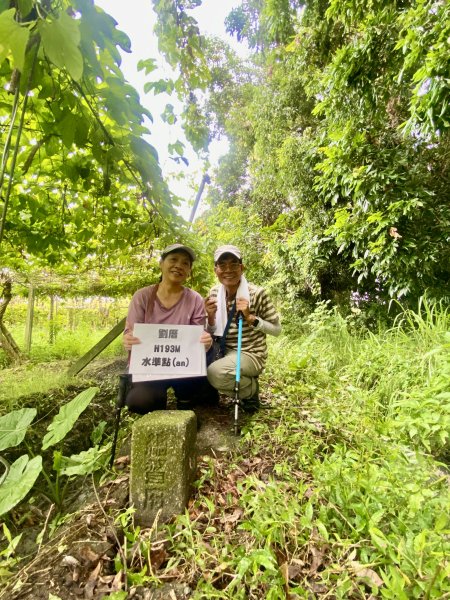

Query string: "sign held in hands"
[129, 324, 206, 382]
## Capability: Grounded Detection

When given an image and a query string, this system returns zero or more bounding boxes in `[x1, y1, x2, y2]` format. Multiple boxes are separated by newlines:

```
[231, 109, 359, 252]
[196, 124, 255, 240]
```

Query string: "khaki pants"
[207, 350, 261, 399]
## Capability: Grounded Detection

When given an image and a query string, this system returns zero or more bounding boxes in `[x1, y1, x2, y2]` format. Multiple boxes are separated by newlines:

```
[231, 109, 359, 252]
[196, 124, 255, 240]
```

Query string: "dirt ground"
[1, 358, 249, 600]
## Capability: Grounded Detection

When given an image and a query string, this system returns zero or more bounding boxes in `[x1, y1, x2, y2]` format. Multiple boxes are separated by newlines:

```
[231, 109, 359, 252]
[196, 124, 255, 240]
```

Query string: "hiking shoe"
[241, 395, 260, 414]
[241, 378, 260, 413]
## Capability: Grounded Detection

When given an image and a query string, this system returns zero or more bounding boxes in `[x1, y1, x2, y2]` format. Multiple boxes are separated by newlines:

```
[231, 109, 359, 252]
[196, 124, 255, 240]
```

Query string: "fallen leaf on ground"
[349, 561, 384, 587]
[61, 555, 80, 567]
[308, 581, 327, 594]
[279, 561, 289, 583]
[84, 561, 102, 599]
[303, 487, 314, 499]
[222, 508, 243, 524]
[87, 560, 102, 582]
[151, 546, 168, 569]
[288, 562, 304, 581]
[309, 545, 324, 574]
[78, 545, 100, 563]
[111, 475, 129, 485]
[111, 569, 123, 591]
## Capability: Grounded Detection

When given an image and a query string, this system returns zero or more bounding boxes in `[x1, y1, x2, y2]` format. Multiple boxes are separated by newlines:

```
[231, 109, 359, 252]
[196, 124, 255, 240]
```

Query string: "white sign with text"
[129, 324, 206, 382]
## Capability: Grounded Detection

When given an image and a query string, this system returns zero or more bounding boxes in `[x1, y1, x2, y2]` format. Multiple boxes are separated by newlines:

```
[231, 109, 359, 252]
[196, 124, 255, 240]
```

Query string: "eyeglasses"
[215, 261, 241, 273]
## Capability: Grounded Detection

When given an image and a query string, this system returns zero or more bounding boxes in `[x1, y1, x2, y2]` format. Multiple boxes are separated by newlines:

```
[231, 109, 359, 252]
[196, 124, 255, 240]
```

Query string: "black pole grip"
[117, 373, 130, 408]
[110, 374, 130, 468]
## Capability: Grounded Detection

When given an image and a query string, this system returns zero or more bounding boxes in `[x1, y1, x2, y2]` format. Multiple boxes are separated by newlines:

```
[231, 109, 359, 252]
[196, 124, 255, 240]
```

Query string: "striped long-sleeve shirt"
[208, 282, 281, 370]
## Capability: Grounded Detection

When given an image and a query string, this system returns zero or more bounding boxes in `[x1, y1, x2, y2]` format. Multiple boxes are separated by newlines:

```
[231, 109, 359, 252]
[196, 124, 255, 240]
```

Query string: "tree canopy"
[1, 0, 449, 313]
[174, 0, 450, 310]
[0, 0, 184, 284]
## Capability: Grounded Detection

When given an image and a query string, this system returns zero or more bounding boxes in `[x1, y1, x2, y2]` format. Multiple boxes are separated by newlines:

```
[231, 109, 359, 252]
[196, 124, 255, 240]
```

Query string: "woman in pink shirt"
[123, 243, 215, 413]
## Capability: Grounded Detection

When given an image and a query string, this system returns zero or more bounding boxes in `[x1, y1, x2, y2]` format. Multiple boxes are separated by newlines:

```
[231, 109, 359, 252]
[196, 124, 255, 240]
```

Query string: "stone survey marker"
[130, 410, 197, 526]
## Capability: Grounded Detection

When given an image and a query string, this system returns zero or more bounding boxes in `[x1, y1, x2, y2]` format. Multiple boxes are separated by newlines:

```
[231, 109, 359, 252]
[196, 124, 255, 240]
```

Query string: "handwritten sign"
[129, 324, 206, 382]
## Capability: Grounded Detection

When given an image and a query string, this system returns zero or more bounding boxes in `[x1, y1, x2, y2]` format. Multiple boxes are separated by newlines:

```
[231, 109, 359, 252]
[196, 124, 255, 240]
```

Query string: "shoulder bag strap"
[219, 300, 236, 354]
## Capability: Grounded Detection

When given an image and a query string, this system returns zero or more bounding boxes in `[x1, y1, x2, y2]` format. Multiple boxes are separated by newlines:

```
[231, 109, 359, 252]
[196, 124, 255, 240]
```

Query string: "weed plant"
[1, 297, 127, 368]
[2, 324, 123, 366]
[1, 299, 448, 598]
[0, 325, 123, 411]
[127, 298, 449, 598]
[274, 299, 450, 454]
[0, 363, 70, 412]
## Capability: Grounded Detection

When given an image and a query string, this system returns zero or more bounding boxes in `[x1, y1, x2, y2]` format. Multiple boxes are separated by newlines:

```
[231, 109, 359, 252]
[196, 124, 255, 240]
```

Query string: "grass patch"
[0, 363, 71, 412]
[122, 300, 449, 598]
[1, 300, 448, 598]
[0, 325, 125, 411]
[1, 324, 124, 367]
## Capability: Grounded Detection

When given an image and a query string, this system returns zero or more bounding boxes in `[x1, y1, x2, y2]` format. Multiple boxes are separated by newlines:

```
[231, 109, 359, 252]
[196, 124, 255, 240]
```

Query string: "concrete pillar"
[130, 410, 197, 526]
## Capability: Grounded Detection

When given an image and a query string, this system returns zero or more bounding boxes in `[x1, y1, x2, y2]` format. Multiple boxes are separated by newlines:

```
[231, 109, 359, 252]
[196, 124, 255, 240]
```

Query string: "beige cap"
[214, 245, 242, 263]
[161, 243, 196, 262]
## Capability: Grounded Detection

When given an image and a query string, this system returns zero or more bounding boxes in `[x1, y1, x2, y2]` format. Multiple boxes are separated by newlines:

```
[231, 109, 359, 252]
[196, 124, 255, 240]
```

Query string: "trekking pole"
[233, 311, 244, 436]
[109, 373, 130, 468]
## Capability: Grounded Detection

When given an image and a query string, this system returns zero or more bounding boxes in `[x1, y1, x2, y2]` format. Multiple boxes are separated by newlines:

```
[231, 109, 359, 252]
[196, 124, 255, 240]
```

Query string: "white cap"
[214, 245, 242, 263]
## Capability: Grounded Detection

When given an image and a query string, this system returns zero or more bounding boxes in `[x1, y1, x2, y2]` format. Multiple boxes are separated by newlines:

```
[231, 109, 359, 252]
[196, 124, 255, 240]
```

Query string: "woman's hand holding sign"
[123, 331, 141, 351]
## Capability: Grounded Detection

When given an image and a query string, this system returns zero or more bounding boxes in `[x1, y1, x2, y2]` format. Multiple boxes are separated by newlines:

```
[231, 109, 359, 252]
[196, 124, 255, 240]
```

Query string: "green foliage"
[38, 12, 83, 81]
[111, 506, 159, 587]
[148, 0, 211, 152]
[278, 297, 450, 455]
[0, 455, 42, 516]
[1, 0, 180, 278]
[0, 9, 30, 72]
[243, 301, 449, 595]
[41, 387, 99, 450]
[102, 298, 447, 598]
[0, 524, 22, 579]
[0, 408, 37, 451]
[58, 444, 109, 477]
[0, 298, 439, 596]
[0, 364, 69, 410]
[189, 0, 450, 310]
[391, 305, 450, 454]
[0, 387, 99, 515]
[396, 0, 450, 137]
[225, 0, 299, 50]
[6, 324, 123, 366]
[106, 593, 127, 600]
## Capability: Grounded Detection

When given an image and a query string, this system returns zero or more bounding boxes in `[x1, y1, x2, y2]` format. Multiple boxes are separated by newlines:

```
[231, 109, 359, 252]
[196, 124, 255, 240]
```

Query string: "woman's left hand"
[200, 330, 213, 351]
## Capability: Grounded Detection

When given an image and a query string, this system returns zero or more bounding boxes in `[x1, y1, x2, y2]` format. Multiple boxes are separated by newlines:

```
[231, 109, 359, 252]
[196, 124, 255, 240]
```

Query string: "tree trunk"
[0, 274, 23, 363]
[49, 294, 55, 344]
[24, 283, 35, 353]
[69, 307, 74, 331]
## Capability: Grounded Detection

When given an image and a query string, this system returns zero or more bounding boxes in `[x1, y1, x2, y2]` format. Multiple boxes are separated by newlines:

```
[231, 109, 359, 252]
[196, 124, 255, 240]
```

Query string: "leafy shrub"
[0, 387, 104, 515]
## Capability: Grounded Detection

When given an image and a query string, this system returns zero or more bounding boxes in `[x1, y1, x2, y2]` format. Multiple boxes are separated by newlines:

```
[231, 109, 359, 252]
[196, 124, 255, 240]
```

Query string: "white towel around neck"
[215, 275, 250, 337]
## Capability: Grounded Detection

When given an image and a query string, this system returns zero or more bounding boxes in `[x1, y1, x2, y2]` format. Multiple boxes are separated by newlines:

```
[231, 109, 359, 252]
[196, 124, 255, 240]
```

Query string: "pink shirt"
[125, 285, 206, 332]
